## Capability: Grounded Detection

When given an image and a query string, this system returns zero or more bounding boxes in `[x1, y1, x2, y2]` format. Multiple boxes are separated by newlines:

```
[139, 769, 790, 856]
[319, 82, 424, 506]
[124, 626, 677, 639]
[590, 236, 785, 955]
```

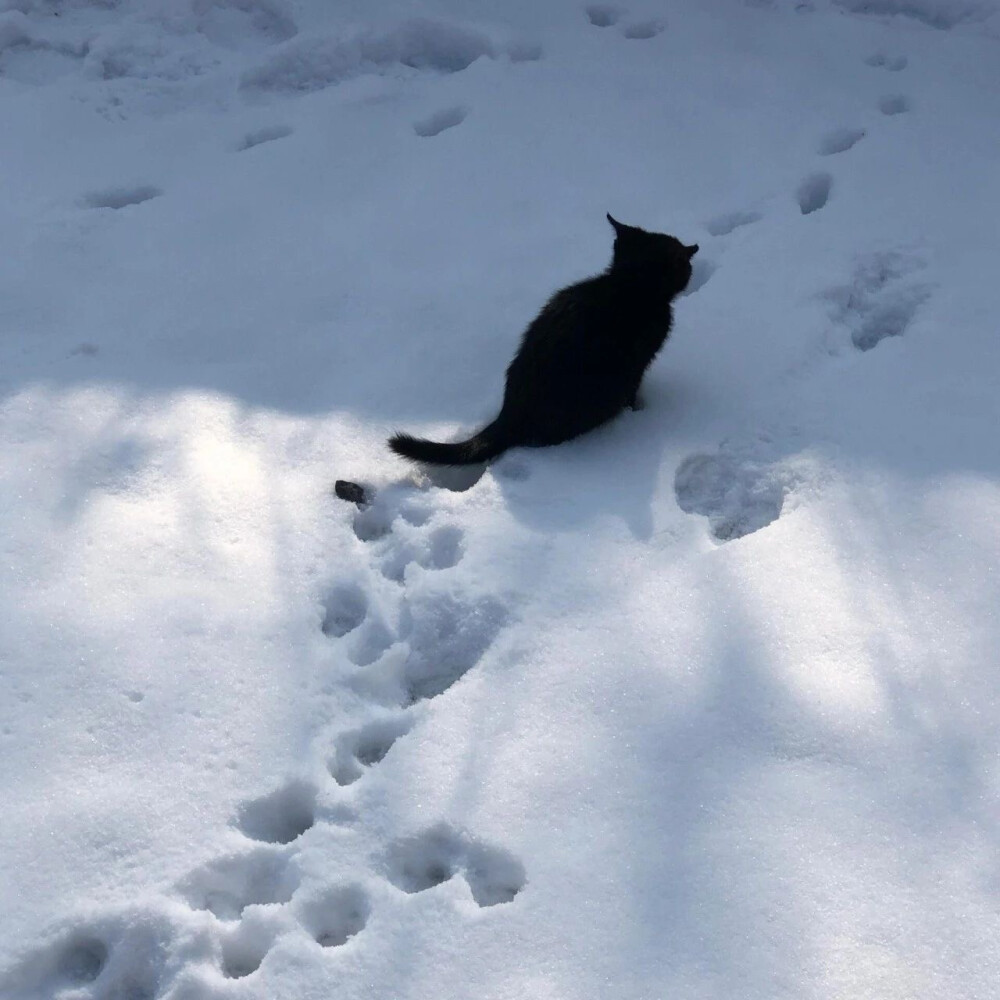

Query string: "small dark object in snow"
[335, 480, 367, 506]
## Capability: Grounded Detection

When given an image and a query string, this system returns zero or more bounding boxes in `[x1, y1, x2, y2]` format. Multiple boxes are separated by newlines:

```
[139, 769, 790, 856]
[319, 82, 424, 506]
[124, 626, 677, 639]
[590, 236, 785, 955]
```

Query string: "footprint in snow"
[797, 172, 832, 215]
[824, 249, 930, 351]
[585, 4, 623, 27]
[320, 579, 396, 664]
[384, 824, 526, 906]
[705, 210, 761, 237]
[878, 93, 910, 115]
[865, 52, 908, 71]
[674, 450, 791, 541]
[321, 582, 368, 638]
[0, 913, 172, 1000]
[296, 884, 371, 948]
[352, 504, 393, 542]
[330, 714, 413, 786]
[240, 18, 496, 95]
[176, 846, 299, 921]
[58, 937, 108, 984]
[237, 124, 293, 151]
[220, 919, 279, 980]
[350, 589, 508, 707]
[817, 126, 865, 156]
[414, 105, 468, 137]
[492, 455, 532, 481]
[379, 523, 466, 582]
[234, 781, 318, 845]
[622, 19, 664, 38]
[343, 487, 466, 582]
[82, 185, 162, 210]
[505, 40, 544, 63]
[397, 591, 508, 705]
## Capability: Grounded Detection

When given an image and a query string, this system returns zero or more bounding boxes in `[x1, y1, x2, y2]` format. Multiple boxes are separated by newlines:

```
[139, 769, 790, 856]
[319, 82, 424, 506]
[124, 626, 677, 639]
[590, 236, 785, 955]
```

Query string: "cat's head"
[607, 214, 698, 293]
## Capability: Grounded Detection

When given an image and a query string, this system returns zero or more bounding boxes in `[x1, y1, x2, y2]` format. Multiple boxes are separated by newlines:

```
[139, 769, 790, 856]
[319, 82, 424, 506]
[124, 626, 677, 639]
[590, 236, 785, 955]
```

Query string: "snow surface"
[2, 0, 1000, 997]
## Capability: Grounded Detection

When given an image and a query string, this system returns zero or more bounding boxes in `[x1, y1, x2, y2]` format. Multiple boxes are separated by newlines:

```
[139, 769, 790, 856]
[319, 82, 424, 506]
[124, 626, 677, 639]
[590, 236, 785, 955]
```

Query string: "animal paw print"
[330, 714, 413, 786]
[414, 105, 469, 137]
[81, 185, 162, 210]
[219, 912, 282, 979]
[396, 591, 509, 704]
[384, 824, 526, 907]
[584, 5, 664, 38]
[705, 210, 762, 236]
[178, 845, 300, 920]
[235, 781, 318, 845]
[319, 580, 396, 666]
[621, 19, 664, 39]
[878, 93, 910, 116]
[348, 491, 466, 582]
[797, 171, 832, 215]
[824, 250, 931, 351]
[296, 884, 371, 948]
[674, 448, 794, 541]
[865, 51, 908, 71]
[0, 909, 176, 1000]
[237, 124, 293, 151]
[817, 126, 865, 156]
[329, 485, 511, 707]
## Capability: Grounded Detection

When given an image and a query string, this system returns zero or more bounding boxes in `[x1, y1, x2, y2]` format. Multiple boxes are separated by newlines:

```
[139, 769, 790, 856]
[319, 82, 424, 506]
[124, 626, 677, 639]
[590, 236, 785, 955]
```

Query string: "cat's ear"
[685, 244, 699, 259]
[607, 213, 626, 235]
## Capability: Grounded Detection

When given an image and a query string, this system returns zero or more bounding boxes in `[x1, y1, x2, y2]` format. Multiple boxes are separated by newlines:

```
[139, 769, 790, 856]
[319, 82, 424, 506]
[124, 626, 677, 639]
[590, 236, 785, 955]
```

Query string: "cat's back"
[522, 272, 616, 344]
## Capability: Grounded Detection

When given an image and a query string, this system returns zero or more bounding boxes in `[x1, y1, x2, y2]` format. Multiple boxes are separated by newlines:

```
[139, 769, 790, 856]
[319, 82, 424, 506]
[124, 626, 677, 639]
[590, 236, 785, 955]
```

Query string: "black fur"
[388, 215, 698, 466]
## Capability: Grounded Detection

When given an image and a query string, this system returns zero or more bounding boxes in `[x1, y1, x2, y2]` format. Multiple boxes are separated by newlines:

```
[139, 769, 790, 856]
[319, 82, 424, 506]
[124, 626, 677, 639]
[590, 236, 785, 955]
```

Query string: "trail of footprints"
[7, 13, 933, 993]
[4, 493, 521, 997]
[585, 5, 665, 39]
[676, 46, 927, 542]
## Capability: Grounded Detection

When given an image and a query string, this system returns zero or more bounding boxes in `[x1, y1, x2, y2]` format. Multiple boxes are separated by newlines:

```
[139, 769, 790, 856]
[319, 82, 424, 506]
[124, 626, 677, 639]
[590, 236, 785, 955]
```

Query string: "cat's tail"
[388, 418, 512, 466]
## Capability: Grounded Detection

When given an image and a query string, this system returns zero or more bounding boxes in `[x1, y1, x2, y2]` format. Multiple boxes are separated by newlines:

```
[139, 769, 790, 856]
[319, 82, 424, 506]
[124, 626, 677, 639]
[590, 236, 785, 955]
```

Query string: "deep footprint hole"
[817, 127, 865, 156]
[401, 595, 508, 704]
[221, 930, 270, 980]
[331, 716, 412, 786]
[59, 937, 109, 984]
[346, 618, 395, 667]
[674, 453, 786, 542]
[235, 782, 317, 844]
[705, 210, 761, 237]
[426, 525, 464, 570]
[464, 843, 527, 907]
[238, 124, 293, 151]
[321, 583, 367, 638]
[352, 507, 392, 542]
[177, 848, 299, 920]
[355, 716, 412, 766]
[622, 19, 663, 38]
[797, 172, 832, 215]
[300, 885, 371, 948]
[878, 93, 910, 115]
[385, 825, 466, 894]
[585, 4, 622, 26]
[414, 105, 468, 137]
[851, 293, 927, 351]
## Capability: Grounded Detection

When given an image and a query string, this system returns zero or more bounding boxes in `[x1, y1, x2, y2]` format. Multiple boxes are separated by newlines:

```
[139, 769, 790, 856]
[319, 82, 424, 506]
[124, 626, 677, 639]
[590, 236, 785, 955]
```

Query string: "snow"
[1, 0, 999, 997]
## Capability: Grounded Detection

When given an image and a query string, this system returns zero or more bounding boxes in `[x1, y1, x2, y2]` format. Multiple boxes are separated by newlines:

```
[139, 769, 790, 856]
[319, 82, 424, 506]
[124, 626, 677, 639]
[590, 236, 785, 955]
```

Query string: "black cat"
[388, 214, 698, 466]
